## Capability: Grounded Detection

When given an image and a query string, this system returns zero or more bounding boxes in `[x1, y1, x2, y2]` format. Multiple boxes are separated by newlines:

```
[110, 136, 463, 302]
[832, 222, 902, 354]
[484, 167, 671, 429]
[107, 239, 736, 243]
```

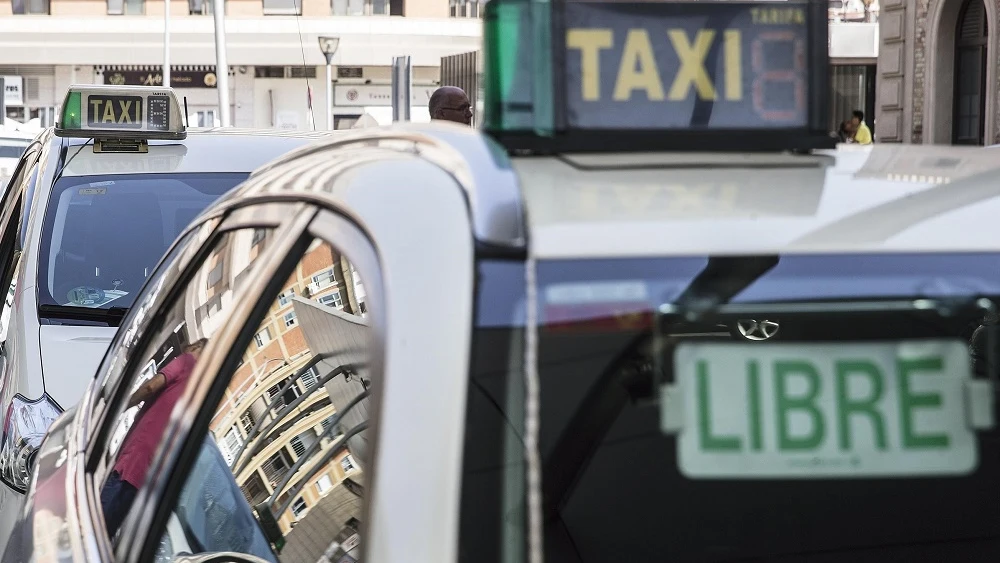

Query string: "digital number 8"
[751, 31, 806, 122]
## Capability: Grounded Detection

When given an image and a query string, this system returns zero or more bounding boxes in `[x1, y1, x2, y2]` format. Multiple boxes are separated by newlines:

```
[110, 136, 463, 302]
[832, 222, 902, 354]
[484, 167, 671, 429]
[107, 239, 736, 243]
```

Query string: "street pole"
[325, 55, 334, 130]
[164, 0, 171, 87]
[391, 56, 411, 122]
[212, 0, 231, 126]
[0, 77, 5, 126]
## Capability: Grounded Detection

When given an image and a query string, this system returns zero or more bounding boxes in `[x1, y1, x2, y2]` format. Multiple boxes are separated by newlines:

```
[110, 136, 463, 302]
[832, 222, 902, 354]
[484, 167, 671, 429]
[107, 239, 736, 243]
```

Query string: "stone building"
[877, 0, 998, 145]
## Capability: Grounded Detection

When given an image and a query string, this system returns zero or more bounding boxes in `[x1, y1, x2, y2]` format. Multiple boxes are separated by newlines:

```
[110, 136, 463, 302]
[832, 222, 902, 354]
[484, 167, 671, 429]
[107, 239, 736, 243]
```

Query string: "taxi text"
[87, 96, 143, 127]
[566, 7, 804, 103]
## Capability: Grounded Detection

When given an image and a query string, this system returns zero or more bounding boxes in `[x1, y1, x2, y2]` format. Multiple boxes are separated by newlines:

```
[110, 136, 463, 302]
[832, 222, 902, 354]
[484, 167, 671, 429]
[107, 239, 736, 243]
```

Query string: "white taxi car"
[6, 1, 1000, 562]
[0, 85, 335, 552]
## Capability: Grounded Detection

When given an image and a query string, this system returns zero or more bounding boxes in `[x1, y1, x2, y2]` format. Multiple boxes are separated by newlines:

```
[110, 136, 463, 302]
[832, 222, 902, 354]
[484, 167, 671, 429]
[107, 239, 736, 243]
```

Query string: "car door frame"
[74, 201, 314, 562]
[127, 203, 389, 563]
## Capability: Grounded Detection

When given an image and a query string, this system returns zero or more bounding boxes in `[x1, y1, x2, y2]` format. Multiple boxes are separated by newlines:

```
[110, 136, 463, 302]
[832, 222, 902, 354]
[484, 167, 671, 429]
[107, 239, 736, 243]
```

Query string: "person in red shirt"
[100, 337, 207, 537]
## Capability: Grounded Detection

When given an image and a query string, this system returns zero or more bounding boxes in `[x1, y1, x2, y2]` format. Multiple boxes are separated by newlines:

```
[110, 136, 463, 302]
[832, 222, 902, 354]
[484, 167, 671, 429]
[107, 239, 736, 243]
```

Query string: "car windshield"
[37, 173, 247, 321]
[462, 253, 1000, 562]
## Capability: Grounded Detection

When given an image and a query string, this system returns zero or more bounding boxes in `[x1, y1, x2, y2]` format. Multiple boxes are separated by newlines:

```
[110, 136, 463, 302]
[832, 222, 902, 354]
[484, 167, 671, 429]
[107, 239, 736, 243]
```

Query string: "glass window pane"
[97, 228, 277, 546]
[263, 0, 301, 15]
[125, 0, 144, 14]
[152, 238, 374, 561]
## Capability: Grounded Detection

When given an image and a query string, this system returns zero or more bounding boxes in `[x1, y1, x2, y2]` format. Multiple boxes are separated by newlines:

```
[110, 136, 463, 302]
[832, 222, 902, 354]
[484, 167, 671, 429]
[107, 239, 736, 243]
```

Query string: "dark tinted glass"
[462, 254, 1000, 563]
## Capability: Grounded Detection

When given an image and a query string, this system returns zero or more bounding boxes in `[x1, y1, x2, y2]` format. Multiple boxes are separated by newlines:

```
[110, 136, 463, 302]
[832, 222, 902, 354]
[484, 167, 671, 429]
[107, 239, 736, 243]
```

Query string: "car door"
[81, 200, 383, 563]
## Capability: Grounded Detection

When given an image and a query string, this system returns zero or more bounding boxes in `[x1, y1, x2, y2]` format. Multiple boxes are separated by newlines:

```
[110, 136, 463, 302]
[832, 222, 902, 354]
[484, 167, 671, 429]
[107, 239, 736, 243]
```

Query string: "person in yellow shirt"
[851, 110, 873, 145]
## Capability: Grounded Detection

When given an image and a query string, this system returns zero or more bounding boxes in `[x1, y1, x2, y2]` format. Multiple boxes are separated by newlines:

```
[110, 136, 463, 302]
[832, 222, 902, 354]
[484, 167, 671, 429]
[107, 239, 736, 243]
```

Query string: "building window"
[953, 0, 988, 145]
[254, 327, 273, 348]
[251, 228, 267, 246]
[449, 0, 481, 18]
[240, 412, 255, 435]
[321, 414, 336, 431]
[316, 474, 333, 494]
[189, 0, 223, 14]
[221, 426, 243, 464]
[341, 454, 356, 473]
[291, 497, 307, 518]
[301, 366, 319, 389]
[318, 292, 344, 309]
[107, 0, 144, 15]
[332, 0, 387, 15]
[290, 436, 307, 457]
[207, 262, 223, 287]
[263, 0, 301, 15]
[311, 268, 335, 290]
[262, 452, 291, 484]
[12, 0, 49, 14]
[278, 288, 296, 307]
[194, 110, 217, 127]
[283, 311, 297, 327]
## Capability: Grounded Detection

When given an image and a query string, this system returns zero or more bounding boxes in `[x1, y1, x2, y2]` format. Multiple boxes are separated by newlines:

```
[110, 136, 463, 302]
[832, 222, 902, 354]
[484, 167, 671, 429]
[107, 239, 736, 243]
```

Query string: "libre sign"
[663, 340, 994, 479]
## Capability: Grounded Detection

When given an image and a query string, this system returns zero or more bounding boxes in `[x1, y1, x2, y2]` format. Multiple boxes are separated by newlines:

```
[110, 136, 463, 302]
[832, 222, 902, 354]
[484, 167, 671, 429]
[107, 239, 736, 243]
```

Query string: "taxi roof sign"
[483, 0, 834, 153]
[55, 84, 187, 141]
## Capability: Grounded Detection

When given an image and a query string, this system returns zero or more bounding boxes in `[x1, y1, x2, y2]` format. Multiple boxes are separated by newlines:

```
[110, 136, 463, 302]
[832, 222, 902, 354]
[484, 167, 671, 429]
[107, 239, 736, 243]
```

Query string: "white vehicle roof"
[60, 128, 339, 177]
[516, 143, 1000, 259]
[240, 122, 1000, 261]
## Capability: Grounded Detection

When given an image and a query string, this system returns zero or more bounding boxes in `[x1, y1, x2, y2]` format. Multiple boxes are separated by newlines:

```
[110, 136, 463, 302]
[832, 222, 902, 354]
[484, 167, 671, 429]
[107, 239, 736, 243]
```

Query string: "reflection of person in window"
[100, 338, 208, 538]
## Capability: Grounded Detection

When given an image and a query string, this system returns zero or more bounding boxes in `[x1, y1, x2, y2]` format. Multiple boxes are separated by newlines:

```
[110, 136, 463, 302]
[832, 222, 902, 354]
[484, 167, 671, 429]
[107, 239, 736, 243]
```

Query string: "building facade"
[0, 0, 482, 129]
[876, 0, 1000, 145]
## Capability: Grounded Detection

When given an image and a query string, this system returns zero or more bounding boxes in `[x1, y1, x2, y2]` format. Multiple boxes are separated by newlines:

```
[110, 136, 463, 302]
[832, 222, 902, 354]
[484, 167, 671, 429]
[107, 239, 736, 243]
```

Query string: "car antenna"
[183, 96, 190, 128]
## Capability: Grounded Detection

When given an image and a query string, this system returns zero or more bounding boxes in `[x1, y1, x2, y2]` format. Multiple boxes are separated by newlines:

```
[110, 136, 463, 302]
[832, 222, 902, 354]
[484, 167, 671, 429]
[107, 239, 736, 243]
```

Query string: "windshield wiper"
[38, 304, 129, 327]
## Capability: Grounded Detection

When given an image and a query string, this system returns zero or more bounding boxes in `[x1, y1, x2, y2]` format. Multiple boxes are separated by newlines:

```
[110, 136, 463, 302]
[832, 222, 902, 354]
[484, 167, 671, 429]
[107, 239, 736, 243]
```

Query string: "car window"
[89, 218, 217, 433]
[462, 254, 1000, 562]
[0, 150, 40, 341]
[94, 227, 276, 553]
[155, 237, 374, 562]
[36, 172, 247, 322]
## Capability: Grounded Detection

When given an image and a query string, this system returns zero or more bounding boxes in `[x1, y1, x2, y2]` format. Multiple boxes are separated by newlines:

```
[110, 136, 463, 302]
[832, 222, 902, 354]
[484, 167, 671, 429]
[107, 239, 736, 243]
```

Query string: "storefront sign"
[333, 85, 436, 107]
[104, 68, 219, 88]
[2, 76, 23, 107]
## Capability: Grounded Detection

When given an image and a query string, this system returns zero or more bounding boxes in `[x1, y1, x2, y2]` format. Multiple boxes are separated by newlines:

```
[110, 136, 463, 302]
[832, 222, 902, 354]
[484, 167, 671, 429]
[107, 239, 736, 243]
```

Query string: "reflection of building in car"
[207, 239, 369, 555]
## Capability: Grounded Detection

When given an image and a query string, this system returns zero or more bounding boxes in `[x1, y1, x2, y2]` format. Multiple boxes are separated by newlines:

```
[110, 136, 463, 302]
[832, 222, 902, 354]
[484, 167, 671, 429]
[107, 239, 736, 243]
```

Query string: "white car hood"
[39, 325, 116, 409]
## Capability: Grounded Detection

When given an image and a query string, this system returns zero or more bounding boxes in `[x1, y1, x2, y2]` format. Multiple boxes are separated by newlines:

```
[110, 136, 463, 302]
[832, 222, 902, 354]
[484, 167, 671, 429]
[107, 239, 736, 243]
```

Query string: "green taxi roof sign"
[55, 84, 187, 141]
[483, 0, 835, 153]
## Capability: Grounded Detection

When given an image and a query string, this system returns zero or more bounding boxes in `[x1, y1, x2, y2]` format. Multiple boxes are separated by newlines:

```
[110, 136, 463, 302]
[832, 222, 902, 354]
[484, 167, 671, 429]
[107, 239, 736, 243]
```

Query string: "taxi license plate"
[86, 95, 143, 129]
[666, 340, 989, 478]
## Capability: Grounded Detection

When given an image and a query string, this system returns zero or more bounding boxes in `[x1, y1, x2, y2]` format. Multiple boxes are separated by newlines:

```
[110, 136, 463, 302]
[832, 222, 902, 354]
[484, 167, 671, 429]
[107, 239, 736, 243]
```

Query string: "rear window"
[461, 254, 1000, 562]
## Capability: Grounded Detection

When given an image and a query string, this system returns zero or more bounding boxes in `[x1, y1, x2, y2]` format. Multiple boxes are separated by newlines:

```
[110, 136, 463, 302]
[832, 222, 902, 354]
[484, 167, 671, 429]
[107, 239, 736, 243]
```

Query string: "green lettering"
[898, 357, 949, 449]
[835, 360, 887, 451]
[697, 360, 740, 451]
[775, 360, 825, 451]
[747, 360, 763, 451]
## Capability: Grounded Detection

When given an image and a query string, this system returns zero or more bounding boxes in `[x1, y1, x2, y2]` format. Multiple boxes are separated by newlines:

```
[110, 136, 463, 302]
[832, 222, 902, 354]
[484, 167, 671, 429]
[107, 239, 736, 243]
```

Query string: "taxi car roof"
[59, 127, 342, 177]
[221, 123, 1000, 260]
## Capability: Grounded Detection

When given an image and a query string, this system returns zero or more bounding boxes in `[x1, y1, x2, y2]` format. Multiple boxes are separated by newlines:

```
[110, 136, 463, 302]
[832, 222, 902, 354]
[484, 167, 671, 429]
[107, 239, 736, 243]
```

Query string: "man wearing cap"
[429, 86, 473, 126]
